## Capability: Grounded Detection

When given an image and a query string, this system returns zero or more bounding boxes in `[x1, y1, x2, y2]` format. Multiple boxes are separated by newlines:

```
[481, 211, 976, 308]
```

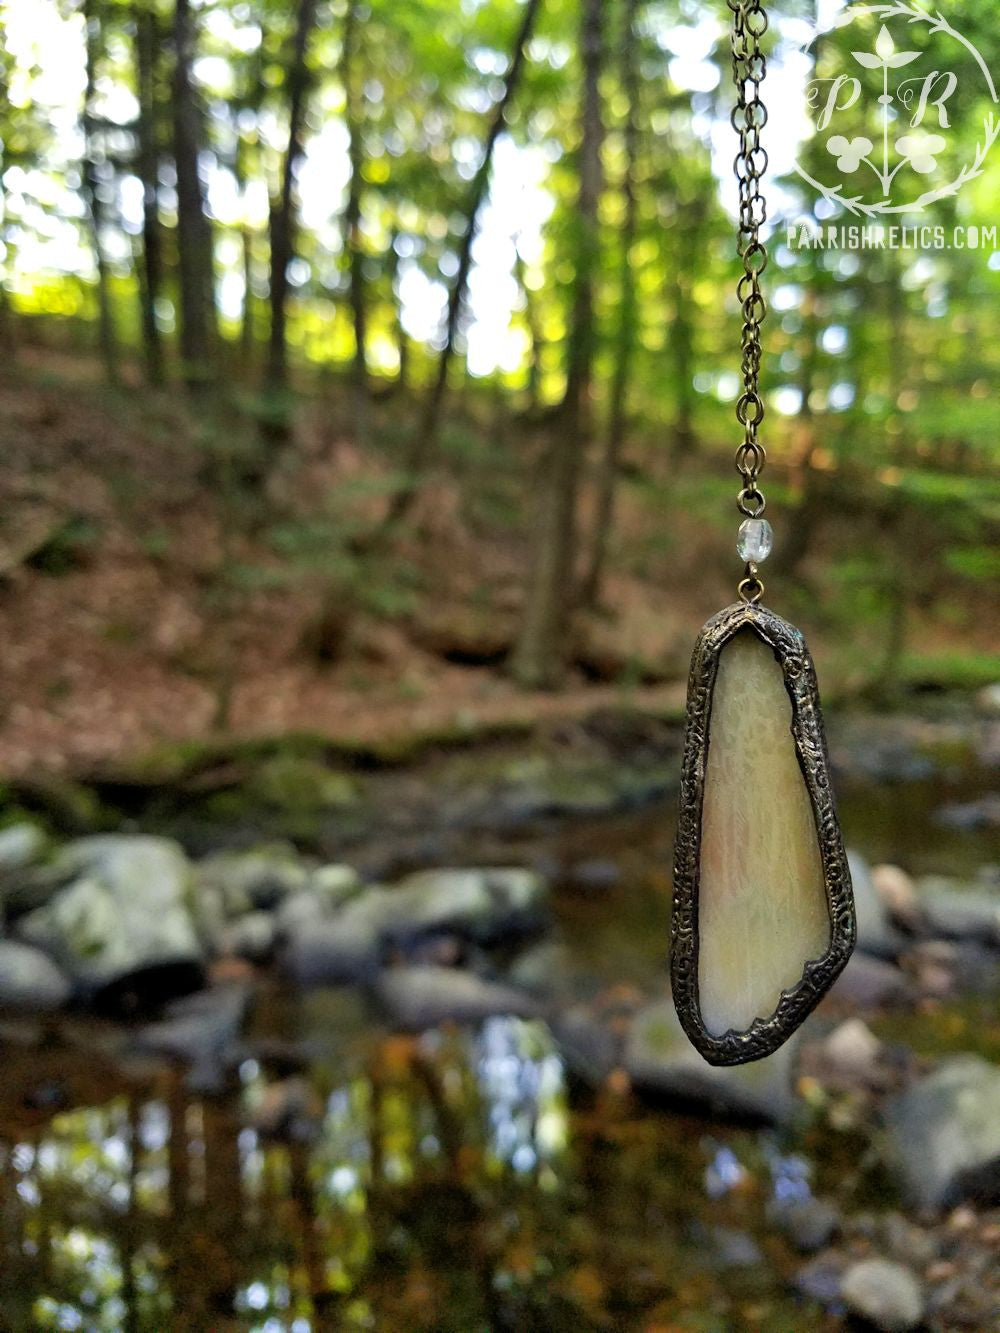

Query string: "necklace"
[669, 0, 856, 1066]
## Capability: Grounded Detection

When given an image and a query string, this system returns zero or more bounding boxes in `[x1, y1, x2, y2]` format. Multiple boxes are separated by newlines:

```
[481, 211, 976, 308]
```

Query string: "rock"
[215, 911, 276, 964]
[135, 982, 251, 1092]
[793, 1253, 846, 1307]
[840, 1258, 923, 1332]
[0, 940, 72, 1011]
[801, 1018, 897, 1093]
[975, 682, 1000, 716]
[624, 998, 797, 1124]
[309, 864, 363, 906]
[339, 867, 548, 948]
[871, 864, 925, 934]
[767, 1196, 839, 1253]
[563, 859, 621, 895]
[708, 1225, 763, 1269]
[551, 1004, 624, 1088]
[195, 844, 309, 914]
[506, 940, 578, 1000]
[0, 823, 47, 873]
[914, 879, 1000, 947]
[190, 882, 227, 947]
[282, 917, 380, 986]
[901, 940, 959, 999]
[851, 850, 904, 958]
[274, 891, 326, 937]
[376, 966, 543, 1029]
[17, 836, 202, 1003]
[135, 983, 251, 1064]
[935, 794, 1000, 831]
[881, 1213, 937, 1270]
[885, 1056, 1000, 1210]
[829, 952, 912, 1009]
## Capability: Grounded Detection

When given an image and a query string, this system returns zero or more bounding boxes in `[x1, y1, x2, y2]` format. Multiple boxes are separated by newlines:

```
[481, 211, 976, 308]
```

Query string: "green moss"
[898, 651, 1000, 692]
[247, 755, 359, 812]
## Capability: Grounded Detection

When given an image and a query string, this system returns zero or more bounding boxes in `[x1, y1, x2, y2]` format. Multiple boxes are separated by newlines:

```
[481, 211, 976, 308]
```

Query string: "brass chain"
[729, 0, 769, 602]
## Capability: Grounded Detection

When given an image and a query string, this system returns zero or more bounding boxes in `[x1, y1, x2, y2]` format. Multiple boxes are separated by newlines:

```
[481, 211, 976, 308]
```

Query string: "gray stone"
[195, 844, 309, 914]
[840, 1258, 923, 1332]
[309, 864, 363, 906]
[810, 1018, 885, 1090]
[885, 1055, 1000, 1210]
[340, 866, 548, 947]
[215, 911, 276, 964]
[376, 965, 543, 1029]
[0, 939, 72, 1011]
[135, 982, 251, 1092]
[829, 952, 912, 1008]
[506, 940, 577, 1000]
[551, 1005, 623, 1088]
[275, 890, 327, 937]
[870, 864, 925, 934]
[850, 850, 904, 958]
[624, 998, 797, 1124]
[136, 983, 251, 1063]
[881, 1213, 937, 1270]
[767, 1197, 839, 1253]
[283, 917, 380, 986]
[0, 823, 47, 873]
[564, 859, 621, 895]
[17, 836, 202, 998]
[915, 879, 1000, 946]
[793, 1254, 846, 1307]
[935, 795, 1000, 832]
[709, 1226, 763, 1269]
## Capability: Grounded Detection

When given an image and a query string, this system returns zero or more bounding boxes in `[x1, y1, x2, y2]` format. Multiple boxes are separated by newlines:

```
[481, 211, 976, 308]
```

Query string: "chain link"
[729, 0, 769, 535]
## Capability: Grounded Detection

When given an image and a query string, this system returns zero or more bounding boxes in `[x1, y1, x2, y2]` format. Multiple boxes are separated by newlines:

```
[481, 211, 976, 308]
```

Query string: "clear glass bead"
[737, 517, 773, 564]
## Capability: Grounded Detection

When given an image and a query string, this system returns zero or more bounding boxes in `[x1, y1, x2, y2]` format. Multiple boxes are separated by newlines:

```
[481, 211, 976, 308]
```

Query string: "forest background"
[1, 0, 999, 780]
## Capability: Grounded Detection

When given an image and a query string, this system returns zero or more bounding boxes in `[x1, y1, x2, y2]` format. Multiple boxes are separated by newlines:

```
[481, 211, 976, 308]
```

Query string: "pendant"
[670, 601, 856, 1066]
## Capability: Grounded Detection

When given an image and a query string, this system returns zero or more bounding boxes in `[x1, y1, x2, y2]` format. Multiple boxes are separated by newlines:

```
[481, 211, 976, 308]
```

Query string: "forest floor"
[1, 346, 997, 780]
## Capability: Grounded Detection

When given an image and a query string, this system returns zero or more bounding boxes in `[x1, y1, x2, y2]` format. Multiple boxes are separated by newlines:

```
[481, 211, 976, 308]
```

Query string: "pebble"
[840, 1258, 924, 1332]
[376, 965, 543, 1029]
[871, 864, 925, 933]
[767, 1196, 839, 1253]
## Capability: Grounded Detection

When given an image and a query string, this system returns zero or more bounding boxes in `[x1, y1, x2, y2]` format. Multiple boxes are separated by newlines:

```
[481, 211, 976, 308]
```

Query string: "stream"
[0, 707, 998, 1331]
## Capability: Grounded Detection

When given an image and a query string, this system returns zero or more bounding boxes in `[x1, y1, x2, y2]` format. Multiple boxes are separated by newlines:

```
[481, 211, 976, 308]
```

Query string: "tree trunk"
[172, 0, 216, 389]
[513, 239, 542, 414]
[341, 0, 368, 434]
[82, 0, 117, 383]
[132, 3, 164, 385]
[510, 0, 605, 688]
[265, 0, 318, 407]
[581, 0, 640, 608]
[240, 224, 256, 369]
[387, 227, 409, 392]
[381, 0, 544, 530]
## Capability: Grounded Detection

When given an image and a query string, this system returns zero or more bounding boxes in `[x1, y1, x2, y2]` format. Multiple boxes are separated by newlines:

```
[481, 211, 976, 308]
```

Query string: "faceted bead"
[737, 518, 773, 564]
[697, 631, 831, 1037]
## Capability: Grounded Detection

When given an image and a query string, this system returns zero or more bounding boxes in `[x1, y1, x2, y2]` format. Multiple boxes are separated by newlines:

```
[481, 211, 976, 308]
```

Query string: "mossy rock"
[247, 755, 359, 813]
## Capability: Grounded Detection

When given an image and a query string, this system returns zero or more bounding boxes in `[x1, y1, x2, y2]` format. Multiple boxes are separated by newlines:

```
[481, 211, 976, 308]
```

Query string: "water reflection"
[0, 1013, 852, 1329]
[0, 1020, 578, 1330]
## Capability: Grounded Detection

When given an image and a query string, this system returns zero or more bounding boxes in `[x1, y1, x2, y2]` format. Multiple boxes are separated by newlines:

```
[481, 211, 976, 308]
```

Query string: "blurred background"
[0, 0, 998, 1328]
